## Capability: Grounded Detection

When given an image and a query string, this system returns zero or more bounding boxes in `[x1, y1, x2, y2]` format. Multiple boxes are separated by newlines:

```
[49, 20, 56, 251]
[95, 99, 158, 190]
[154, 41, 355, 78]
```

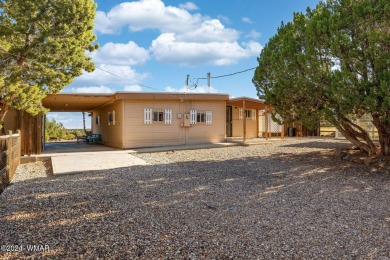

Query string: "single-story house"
[41, 92, 228, 149]
[2, 92, 292, 155]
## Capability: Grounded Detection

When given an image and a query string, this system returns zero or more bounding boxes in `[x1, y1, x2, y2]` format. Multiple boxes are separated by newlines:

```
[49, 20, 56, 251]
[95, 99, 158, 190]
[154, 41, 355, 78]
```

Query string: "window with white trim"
[244, 109, 256, 120]
[190, 110, 213, 125]
[190, 110, 197, 124]
[239, 108, 243, 120]
[164, 109, 172, 124]
[144, 108, 172, 125]
[205, 111, 212, 125]
[239, 108, 256, 120]
[144, 108, 152, 124]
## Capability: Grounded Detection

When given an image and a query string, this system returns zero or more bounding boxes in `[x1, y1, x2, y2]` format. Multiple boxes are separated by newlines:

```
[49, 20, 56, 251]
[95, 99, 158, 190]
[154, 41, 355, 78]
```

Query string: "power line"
[194, 67, 257, 80]
[95, 67, 187, 100]
[96, 67, 122, 77]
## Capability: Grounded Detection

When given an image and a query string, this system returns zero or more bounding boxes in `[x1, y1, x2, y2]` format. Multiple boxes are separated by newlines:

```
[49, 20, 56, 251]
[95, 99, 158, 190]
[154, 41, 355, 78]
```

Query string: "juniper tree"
[0, 0, 98, 131]
[253, 0, 390, 156]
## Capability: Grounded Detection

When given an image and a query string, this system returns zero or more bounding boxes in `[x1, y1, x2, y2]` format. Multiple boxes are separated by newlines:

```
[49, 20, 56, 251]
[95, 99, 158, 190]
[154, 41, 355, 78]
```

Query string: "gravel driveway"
[1, 138, 389, 259]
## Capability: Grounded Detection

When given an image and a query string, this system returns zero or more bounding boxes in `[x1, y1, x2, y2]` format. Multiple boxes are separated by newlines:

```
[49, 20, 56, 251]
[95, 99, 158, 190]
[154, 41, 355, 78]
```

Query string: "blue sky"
[51, 0, 321, 128]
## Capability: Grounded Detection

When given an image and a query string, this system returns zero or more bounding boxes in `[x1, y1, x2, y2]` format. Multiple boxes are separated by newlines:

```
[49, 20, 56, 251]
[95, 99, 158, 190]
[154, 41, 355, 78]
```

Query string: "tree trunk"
[0, 103, 9, 135]
[372, 113, 390, 156]
[336, 116, 377, 156]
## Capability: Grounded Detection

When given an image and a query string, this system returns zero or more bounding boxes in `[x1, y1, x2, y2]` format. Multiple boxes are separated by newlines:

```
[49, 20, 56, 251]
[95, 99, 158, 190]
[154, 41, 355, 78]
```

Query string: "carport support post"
[243, 100, 246, 143]
[265, 109, 269, 140]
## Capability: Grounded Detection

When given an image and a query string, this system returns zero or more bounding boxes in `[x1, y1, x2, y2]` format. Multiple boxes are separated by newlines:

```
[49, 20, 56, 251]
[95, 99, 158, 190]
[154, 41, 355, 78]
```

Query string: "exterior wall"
[122, 99, 226, 148]
[91, 101, 124, 148]
[231, 107, 258, 138]
[186, 100, 226, 144]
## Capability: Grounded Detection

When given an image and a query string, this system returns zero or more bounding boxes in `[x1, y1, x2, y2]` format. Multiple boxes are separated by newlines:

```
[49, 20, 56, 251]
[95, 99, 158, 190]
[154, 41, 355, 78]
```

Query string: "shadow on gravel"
[281, 140, 351, 149]
[1, 150, 389, 259]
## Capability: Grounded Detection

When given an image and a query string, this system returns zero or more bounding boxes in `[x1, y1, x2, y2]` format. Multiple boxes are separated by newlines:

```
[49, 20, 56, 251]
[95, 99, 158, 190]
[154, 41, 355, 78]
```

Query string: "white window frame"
[244, 109, 256, 120]
[145, 108, 172, 125]
[164, 109, 172, 125]
[144, 108, 152, 124]
[206, 111, 212, 125]
[239, 108, 243, 120]
[190, 110, 197, 125]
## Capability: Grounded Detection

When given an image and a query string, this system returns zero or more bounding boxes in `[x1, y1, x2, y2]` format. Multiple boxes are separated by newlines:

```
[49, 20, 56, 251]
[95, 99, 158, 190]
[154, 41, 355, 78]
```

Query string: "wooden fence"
[0, 131, 21, 185]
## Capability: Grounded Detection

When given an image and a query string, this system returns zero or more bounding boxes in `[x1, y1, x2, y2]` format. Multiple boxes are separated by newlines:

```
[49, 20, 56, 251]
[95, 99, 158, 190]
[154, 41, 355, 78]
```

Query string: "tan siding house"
[87, 92, 228, 149]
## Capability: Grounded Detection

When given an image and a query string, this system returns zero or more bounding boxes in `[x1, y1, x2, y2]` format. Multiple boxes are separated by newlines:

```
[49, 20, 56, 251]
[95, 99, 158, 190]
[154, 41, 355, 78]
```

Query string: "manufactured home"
[3, 92, 289, 155]
[41, 92, 228, 149]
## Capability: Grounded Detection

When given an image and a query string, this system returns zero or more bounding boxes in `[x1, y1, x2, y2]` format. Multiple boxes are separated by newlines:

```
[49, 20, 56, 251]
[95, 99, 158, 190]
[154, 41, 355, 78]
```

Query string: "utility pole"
[207, 72, 211, 93]
[186, 74, 189, 92]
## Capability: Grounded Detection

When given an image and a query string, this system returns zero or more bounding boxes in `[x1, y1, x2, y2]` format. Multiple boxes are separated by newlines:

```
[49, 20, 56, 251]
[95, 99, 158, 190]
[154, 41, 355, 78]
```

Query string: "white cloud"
[176, 19, 238, 43]
[75, 64, 148, 85]
[95, 0, 262, 66]
[151, 34, 263, 66]
[90, 41, 149, 66]
[242, 17, 253, 24]
[165, 85, 218, 93]
[95, 0, 203, 34]
[124, 85, 142, 92]
[179, 2, 198, 11]
[245, 29, 261, 39]
[69, 85, 114, 93]
[217, 15, 230, 24]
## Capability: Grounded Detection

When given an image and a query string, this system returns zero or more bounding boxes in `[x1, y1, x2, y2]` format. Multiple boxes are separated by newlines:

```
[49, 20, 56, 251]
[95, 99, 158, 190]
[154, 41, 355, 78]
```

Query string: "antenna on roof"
[186, 74, 190, 92]
[207, 72, 211, 93]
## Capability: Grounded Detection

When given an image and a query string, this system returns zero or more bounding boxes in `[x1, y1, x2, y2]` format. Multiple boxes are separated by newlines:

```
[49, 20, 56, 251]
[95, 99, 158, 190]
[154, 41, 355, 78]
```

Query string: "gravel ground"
[0, 138, 389, 259]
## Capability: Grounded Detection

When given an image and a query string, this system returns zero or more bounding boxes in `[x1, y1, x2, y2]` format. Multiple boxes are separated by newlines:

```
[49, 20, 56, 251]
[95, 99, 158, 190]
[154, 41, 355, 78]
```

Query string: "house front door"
[226, 106, 232, 137]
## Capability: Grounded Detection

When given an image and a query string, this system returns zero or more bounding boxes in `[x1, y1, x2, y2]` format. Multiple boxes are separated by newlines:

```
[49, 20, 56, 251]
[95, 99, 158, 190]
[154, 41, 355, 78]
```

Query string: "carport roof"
[42, 93, 115, 112]
[43, 92, 230, 112]
[227, 97, 271, 110]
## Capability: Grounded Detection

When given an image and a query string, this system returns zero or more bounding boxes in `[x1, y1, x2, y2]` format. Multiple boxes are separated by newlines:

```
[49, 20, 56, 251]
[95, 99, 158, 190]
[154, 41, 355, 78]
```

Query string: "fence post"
[5, 131, 13, 184]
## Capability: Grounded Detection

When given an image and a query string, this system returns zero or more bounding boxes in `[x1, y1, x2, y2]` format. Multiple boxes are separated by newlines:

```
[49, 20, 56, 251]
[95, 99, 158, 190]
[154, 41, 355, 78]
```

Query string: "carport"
[41, 93, 117, 154]
[226, 97, 284, 142]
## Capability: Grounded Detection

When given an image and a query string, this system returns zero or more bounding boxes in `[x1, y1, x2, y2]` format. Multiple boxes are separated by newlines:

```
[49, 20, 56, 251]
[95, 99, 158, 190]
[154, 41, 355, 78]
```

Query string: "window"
[245, 109, 252, 119]
[144, 108, 172, 125]
[197, 112, 206, 123]
[108, 110, 116, 126]
[205, 111, 212, 125]
[190, 110, 197, 124]
[240, 109, 256, 120]
[164, 109, 172, 124]
[96, 115, 101, 126]
[144, 108, 152, 124]
[153, 110, 164, 122]
[190, 110, 212, 125]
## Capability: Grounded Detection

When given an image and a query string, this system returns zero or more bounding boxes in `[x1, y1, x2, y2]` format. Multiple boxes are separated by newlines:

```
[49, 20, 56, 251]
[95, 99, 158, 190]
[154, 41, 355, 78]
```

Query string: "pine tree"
[0, 0, 98, 130]
[253, 0, 390, 156]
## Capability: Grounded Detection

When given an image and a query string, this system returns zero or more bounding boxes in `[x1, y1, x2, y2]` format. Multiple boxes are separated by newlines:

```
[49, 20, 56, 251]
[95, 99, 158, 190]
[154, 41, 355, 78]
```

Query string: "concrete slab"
[51, 152, 148, 175]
